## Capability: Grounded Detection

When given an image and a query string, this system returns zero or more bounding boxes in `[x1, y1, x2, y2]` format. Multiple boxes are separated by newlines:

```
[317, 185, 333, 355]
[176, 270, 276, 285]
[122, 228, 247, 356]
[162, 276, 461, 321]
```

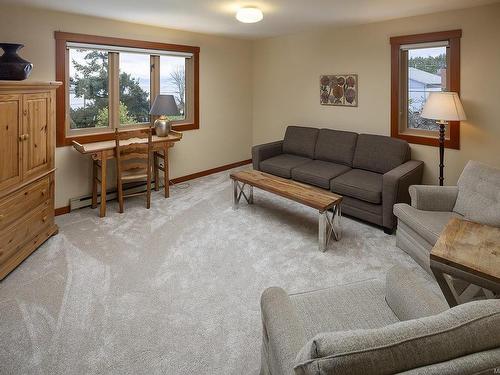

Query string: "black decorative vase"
[0, 43, 33, 80]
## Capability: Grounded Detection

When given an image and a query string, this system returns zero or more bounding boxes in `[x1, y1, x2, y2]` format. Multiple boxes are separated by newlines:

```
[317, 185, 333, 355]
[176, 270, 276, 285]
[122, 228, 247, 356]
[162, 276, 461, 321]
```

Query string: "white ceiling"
[7, 0, 500, 39]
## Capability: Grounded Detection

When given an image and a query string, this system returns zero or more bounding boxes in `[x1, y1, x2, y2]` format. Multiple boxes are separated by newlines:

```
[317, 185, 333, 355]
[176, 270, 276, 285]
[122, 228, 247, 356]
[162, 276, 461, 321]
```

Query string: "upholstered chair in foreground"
[393, 160, 500, 273]
[260, 266, 500, 375]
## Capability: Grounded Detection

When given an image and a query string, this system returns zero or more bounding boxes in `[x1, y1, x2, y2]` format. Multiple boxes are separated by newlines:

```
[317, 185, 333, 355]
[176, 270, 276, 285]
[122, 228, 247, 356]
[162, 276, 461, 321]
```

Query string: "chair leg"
[117, 177, 124, 213]
[163, 151, 169, 198]
[92, 160, 98, 209]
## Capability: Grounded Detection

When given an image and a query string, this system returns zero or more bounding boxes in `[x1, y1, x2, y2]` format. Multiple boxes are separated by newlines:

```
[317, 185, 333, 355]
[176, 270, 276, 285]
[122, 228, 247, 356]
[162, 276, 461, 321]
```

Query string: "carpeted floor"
[0, 167, 436, 375]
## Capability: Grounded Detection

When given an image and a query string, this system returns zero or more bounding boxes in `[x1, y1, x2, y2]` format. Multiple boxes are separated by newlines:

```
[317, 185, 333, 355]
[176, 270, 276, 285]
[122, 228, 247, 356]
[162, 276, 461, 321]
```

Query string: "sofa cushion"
[294, 299, 500, 375]
[393, 203, 463, 245]
[283, 126, 319, 159]
[331, 169, 382, 204]
[260, 154, 312, 179]
[453, 160, 500, 227]
[291, 160, 350, 189]
[353, 134, 410, 174]
[314, 129, 358, 166]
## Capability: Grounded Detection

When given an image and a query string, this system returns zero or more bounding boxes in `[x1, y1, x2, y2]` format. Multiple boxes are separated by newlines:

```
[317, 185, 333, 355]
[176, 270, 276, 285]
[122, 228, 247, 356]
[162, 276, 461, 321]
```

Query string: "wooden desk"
[430, 218, 500, 307]
[73, 131, 182, 217]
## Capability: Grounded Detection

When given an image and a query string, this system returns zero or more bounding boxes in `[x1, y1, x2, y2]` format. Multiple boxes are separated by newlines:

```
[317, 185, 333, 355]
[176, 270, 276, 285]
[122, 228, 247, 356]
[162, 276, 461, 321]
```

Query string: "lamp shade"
[421, 92, 466, 121]
[149, 95, 180, 116]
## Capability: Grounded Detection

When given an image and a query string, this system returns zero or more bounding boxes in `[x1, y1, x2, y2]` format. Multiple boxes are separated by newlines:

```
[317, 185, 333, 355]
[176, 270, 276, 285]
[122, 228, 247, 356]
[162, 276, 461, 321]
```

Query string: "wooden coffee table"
[230, 170, 342, 251]
[430, 218, 500, 307]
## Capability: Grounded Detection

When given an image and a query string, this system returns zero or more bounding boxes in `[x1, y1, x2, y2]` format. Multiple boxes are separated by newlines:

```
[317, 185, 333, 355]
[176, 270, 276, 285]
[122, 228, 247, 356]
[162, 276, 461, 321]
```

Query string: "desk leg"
[100, 151, 107, 218]
[154, 152, 159, 191]
[91, 160, 98, 209]
[163, 146, 169, 198]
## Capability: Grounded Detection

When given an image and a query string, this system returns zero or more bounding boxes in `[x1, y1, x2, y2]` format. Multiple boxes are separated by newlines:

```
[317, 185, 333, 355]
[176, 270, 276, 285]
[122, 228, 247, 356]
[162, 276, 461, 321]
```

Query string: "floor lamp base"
[438, 121, 447, 186]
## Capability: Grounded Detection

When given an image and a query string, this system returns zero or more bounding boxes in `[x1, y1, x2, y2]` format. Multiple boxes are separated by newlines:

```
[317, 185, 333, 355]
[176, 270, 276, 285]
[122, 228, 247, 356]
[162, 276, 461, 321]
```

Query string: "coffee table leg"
[232, 180, 240, 209]
[248, 186, 254, 204]
[318, 204, 342, 252]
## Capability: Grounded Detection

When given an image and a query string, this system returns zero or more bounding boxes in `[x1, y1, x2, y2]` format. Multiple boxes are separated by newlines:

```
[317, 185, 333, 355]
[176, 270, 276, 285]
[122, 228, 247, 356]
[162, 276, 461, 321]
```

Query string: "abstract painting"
[320, 74, 358, 107]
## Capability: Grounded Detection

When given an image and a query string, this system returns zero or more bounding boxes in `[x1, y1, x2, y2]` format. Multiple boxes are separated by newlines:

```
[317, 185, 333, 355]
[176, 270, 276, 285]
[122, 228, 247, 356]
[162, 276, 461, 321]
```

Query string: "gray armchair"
[394, 160, 500, 273]
[260, 267, 500, 375]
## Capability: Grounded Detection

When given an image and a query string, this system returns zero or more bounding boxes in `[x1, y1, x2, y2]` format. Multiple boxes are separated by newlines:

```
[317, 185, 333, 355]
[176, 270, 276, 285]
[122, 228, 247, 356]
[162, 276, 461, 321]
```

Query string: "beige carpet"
[0, 167, 435, 374]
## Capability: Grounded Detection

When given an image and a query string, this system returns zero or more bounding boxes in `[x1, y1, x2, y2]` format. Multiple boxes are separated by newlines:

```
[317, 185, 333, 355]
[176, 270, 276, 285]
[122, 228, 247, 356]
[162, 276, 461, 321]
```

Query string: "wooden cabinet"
[0, 81, 61, 280]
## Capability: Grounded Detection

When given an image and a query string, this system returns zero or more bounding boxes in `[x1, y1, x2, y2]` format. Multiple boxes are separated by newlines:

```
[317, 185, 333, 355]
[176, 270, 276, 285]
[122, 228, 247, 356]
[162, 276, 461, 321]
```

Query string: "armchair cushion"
[453, 160, 500, 227]
[393, 203, 462, 245]
[283, 126, 319, 159]
[294, 299, 500, 375]
[260, 154, 311, 179]
[409, 185, 458, 212]
[291, 160, 350, 189]
[353, 134, 410, 174]
[331, 169, 382, 204]
[385, 266, 447, 321]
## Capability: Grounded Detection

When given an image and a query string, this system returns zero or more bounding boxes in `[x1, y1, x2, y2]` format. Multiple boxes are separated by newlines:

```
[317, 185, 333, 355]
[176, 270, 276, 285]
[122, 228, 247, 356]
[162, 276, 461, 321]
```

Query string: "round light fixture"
[236, 7, 263, 23]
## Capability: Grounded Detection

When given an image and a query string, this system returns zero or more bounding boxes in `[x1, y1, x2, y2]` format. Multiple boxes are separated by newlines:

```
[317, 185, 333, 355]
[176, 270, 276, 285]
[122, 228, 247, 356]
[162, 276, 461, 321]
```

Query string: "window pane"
[407, 46, 447, 131]
[119, 52, 151, 125]
[69, 48, 109, 129]
[160, 56, 186, 121]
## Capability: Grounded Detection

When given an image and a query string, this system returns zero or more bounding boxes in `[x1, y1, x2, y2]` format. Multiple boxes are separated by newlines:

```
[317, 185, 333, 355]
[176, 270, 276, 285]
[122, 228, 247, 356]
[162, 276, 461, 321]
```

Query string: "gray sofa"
[252, 126, 424, 232]
[394, 160, 500, 273]
[260, 266, 500, 375]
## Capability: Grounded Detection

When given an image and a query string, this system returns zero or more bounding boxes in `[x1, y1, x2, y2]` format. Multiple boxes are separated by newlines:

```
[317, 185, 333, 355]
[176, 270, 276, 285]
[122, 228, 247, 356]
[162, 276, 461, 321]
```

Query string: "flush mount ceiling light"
[236, 7, 264, 23]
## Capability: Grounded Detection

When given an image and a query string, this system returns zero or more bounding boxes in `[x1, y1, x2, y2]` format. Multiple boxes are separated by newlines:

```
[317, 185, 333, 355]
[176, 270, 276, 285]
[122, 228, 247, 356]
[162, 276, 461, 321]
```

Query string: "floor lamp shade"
[421, 92, 466, 121]
[421, 92, 466, 186]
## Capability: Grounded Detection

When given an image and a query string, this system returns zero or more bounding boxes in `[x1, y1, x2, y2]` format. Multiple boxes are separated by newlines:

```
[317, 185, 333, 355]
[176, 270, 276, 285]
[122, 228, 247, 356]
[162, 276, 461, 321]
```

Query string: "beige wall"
[0, 5, 253, 208]
[1, 3, 499, 208]
[252, 3, 500, 185]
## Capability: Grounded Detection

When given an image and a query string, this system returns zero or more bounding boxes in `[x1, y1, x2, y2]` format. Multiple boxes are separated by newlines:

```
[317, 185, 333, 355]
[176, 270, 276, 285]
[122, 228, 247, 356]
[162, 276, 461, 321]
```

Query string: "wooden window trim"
[55, 31, 200, 147]
[390, 29, 461, 150]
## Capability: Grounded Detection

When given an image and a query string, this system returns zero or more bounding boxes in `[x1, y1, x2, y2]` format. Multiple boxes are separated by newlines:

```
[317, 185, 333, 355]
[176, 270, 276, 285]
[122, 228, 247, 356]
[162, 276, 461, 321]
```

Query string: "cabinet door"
[0, 94, 22, 192]
[22, 92, 53, 181]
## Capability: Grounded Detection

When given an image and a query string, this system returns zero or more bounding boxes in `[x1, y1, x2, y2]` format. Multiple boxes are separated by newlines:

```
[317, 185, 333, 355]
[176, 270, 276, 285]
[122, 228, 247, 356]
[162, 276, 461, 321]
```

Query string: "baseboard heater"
[69, 182, 162, 211]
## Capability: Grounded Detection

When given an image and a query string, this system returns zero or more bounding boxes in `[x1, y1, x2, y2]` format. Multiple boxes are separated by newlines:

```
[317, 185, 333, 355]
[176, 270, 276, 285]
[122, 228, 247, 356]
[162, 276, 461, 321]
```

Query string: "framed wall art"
[320, 74, 358, 107]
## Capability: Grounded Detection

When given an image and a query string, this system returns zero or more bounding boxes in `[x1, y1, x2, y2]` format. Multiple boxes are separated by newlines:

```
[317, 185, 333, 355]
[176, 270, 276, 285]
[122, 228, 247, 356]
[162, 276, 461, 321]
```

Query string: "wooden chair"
[115, 128, 153, 213]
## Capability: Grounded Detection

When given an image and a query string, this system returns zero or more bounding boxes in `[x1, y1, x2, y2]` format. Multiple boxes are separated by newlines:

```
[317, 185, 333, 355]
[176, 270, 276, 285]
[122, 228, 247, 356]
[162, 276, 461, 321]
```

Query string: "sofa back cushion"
[294, 299, 500, 375]
[353, 134, 410, 174]
[283, 126, 319, 159]
[453, 160, 500, 227]
[314, 129, 358, 166]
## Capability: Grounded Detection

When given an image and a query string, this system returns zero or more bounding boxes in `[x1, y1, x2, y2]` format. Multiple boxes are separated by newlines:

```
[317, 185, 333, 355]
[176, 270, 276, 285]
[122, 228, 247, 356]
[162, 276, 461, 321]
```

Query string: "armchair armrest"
[409, 185, 459, 212]
[385, 266, 447, 321]
[260, 287, 308, 375]
[382, 160, 424, 229]
[252, 140, 283, 170]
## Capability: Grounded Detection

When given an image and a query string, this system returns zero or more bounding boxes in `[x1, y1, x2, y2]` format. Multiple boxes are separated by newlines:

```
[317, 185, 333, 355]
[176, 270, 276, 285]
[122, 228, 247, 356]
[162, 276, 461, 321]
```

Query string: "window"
[390, 30, 461, 149]
[55, 32, 199, 146]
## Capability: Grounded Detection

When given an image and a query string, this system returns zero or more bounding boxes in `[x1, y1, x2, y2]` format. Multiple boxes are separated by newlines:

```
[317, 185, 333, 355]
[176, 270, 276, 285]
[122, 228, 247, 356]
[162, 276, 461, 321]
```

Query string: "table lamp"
[149, 94, 180, 137]
[421, 92, 466, 186]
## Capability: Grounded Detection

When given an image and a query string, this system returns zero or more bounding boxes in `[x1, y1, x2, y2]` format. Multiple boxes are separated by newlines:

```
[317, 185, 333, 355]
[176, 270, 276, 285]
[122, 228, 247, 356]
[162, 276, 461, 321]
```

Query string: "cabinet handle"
[24, 134, 30, 140]
[41, 189, 46, 196]
[19, 135, 24, 141]
[42, 216, 48, 222]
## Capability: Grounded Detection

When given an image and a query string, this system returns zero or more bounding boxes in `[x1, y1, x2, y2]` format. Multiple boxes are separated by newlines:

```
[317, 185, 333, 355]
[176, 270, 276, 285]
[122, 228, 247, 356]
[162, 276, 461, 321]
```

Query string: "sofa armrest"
[382, 160, 424, 229]
[252, 140, 283, 170]
[385, 266, 448, 321]
[409, 185, 459, 212]
[261, 287, 308, 375]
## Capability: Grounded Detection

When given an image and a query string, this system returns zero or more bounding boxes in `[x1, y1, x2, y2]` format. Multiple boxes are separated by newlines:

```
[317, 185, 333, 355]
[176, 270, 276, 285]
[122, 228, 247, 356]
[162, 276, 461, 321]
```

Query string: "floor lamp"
[421, 92, 467, 186]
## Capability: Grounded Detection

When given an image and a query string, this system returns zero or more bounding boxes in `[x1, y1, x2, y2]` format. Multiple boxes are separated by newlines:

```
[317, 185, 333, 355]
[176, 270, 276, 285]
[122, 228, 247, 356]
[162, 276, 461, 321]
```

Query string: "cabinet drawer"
[0, 201, 53, 264]
[0, 177, 50, 229]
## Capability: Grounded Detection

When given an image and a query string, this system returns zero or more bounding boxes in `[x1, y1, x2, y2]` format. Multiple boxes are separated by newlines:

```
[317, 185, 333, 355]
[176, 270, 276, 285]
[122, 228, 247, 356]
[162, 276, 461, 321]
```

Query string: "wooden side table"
[430, 218, 500, 307]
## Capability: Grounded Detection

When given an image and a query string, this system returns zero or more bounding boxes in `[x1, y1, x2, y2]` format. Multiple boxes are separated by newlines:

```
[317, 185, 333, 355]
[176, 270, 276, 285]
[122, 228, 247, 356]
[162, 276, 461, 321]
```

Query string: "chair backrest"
[294, 299, 500, 375]
[115, 128, 153, 179]
[453, 160, 500, 227]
